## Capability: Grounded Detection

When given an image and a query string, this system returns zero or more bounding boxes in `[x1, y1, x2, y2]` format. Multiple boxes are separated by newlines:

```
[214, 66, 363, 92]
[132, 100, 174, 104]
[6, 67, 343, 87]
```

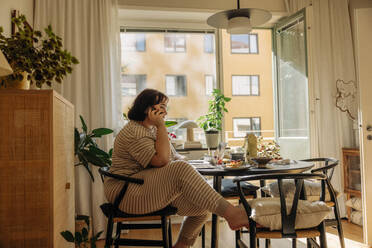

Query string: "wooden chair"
[98, 167, 177, 248]
[233, 173, 329, 248]
[201, 178, 260, 248]
[301, 158, 345, 248]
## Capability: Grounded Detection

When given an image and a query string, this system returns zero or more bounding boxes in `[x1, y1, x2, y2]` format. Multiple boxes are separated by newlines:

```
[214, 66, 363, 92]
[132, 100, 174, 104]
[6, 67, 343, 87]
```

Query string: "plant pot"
[75, 215, 92, 247]
[0, 72, 30, 89]
[205, 131, 219, 149]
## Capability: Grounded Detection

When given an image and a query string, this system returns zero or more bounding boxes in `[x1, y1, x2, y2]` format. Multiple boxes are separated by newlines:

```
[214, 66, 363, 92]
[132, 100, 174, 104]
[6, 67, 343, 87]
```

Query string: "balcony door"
[274, 11, 310, 160]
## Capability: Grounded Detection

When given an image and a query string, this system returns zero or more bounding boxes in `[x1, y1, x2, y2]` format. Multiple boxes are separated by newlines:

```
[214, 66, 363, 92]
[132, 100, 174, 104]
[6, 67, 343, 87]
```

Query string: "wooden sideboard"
[342, 148, 361, 221]
[0, 90, 75, 248]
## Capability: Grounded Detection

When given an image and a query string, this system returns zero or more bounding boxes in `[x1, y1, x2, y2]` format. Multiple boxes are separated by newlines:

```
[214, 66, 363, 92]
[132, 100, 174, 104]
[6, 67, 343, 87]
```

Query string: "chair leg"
[319, 221, 328, 248]
[168, 218, 173, 248]
[306, 238, 312, 248]
[235, 228, 241, 248]
[292, 239, 297, 248]
[201, 225, 206, 248]
[161, 216, 169, 248]
[265, 239, 270, 248]
[333, 200, 345, 248]
[105, 216, 114, 248]
[249, 221, 257, 248]
[114, 222, 121, 248]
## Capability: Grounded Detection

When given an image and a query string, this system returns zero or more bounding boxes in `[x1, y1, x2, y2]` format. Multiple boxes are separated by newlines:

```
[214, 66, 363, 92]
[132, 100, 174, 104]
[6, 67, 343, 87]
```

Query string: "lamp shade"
[207, 8, 271, 34]
[0, 50, 13, 76]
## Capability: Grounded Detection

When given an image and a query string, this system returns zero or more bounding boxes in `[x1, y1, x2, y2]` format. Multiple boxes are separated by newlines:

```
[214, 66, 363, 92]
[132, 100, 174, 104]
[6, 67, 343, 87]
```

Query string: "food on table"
[224, 160, 244, 168]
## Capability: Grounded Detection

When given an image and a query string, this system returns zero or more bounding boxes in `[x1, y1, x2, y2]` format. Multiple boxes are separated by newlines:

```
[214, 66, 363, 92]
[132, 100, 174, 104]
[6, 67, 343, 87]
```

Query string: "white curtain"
[288, 0, 357, 217]
[34, 0, 123, 234]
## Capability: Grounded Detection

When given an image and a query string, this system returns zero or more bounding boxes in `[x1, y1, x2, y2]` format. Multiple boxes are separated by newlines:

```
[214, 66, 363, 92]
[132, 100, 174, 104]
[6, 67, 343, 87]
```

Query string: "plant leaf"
[165, 121, 177, 127]
[91, 128, 113, 137]
[75, 231, 83, 244]
[80, 115, 87, 133]
[89, 146, 110, 159]
[81, 149, 108, 167]
[82, 227, 88, 239]
[78, 153, 95, 181]
[60, 231, 74, 242]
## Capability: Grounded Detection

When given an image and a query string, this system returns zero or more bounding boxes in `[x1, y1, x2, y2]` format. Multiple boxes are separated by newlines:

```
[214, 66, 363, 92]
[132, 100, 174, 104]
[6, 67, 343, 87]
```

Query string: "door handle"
[367, 125, 372, 132]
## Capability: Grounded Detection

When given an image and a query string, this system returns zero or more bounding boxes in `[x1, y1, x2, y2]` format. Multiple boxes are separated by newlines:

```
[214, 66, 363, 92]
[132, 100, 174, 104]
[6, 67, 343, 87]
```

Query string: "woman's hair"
[127, 89, 168, 121]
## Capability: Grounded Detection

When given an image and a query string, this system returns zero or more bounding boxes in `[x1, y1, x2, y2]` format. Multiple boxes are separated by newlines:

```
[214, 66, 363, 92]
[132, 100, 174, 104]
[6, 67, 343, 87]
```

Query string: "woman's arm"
[148, 106, 170, 167]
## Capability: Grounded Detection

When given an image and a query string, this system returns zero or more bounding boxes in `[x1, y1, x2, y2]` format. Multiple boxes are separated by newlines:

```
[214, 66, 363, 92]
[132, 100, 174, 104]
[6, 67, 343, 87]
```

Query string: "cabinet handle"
[65, 182, 71, 189]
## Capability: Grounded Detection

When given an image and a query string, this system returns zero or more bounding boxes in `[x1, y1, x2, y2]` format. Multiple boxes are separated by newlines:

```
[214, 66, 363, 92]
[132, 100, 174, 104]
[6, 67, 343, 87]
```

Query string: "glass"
[120, 31, 217, 146]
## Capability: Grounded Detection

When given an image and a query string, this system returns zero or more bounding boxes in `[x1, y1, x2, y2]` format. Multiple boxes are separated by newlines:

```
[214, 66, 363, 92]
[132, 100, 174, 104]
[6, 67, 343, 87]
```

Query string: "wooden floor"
[96, 219, 366, 248]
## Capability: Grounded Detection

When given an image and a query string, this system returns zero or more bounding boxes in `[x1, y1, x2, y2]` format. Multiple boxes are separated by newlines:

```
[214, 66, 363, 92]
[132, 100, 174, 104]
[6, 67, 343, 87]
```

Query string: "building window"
[205, 75, 216, 95]
[232, 75, 260, 96]
[121, 74, 146, 96]
[231, 34, 258, 54]
[233, 117, 261, 137]
[166, 75, 187, 96]
[204, 34, 214, 53]
[122, 33, 146, 52]
[165, 34, 186, 52]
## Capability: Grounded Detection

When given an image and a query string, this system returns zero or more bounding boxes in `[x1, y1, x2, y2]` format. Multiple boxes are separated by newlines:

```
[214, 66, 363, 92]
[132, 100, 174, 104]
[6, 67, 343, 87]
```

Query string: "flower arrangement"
[256, 136, 281, 159]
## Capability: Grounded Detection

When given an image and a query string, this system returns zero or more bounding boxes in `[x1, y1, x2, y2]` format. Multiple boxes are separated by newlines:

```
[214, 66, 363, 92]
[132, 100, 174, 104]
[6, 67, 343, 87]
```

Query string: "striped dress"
[104, 121, 230, 245]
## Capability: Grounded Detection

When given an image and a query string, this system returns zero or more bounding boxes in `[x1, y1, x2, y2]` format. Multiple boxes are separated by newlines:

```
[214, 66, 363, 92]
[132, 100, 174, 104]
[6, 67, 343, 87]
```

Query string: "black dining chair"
[98, 167, 177, 248]
[201, 178, 260, 248]
[234, 173, 330, 248]
[301, 158, 345, 248]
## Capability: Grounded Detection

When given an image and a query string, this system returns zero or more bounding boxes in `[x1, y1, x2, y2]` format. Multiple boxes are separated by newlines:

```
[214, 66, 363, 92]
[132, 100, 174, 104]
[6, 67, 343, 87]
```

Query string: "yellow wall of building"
[222, 29, 274, 146]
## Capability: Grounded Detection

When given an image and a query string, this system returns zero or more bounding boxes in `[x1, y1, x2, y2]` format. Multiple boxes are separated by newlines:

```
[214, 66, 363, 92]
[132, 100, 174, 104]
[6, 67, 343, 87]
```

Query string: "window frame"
[165, 74, 187, 97]
[164, 33, 187, 53]
[205, 74, 216, 96]
[232, 117, 262, 138]
[230, 33, 259, 54]
[231, 75, 260, 96]
[122, 33, 146, 52]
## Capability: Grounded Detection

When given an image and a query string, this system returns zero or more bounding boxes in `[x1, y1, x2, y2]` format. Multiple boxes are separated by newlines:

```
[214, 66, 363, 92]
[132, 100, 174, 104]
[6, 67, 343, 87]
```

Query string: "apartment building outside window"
[204, 34, 214, 53]
[121, 74, 146, 96]
[166, 75, 187, 96]
[232, 75, 260, 96]
[233, 117, 261, 137]
[122, 33, 146, 51]
[205, 75, 216, 95]
[231, 34, 258, 54]
[164, 33, 186, 52]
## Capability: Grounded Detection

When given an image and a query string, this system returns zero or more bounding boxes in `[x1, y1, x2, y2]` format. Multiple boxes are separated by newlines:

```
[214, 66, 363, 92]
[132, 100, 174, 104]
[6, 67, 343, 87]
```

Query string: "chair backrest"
[234, 173, 326, 238]
[301, 158, 339, 202]
[98, 167, 144, 209]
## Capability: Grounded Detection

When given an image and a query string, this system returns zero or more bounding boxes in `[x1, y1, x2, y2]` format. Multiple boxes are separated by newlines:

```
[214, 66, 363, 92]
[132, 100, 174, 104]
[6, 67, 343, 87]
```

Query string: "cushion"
[221, 178, 259, 197]
[346, 197, 362, 211]
[248, 197, 332, 231]
[261, 179, 334, 202]
[350, 210, 363, 226]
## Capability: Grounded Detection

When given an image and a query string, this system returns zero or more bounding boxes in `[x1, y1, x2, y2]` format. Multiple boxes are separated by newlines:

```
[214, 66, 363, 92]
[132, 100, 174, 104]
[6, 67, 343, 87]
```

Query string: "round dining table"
[194, 160, 315, 248]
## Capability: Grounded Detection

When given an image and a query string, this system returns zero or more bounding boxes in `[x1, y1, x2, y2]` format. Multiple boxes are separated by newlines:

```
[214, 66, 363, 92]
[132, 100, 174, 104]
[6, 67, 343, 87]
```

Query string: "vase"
[205, 131, 219, 149]
[0, 72, 30, 89]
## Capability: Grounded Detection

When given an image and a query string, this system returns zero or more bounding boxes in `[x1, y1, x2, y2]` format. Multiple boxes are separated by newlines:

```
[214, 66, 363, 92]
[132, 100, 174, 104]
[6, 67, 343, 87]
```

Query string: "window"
[233, 117, 261, 137]
[231, 34, 258, 54]
[204, 34, 214, 53]
[166, 75, 187, 96]
[164, 33, 186, 52]
[122, 33, 146, 51]
[205, 75, 216, 95]
[121, 74, 146, 96]
[232, 75, 260, 96]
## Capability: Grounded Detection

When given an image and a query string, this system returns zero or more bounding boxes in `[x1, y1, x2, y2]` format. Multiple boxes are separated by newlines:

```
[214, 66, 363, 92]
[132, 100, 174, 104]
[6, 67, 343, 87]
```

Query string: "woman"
[104, 89, 248, 248]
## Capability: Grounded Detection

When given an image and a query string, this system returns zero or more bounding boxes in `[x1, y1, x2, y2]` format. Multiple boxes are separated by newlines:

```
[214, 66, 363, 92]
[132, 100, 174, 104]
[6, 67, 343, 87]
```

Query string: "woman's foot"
[223, 204, 249, 230]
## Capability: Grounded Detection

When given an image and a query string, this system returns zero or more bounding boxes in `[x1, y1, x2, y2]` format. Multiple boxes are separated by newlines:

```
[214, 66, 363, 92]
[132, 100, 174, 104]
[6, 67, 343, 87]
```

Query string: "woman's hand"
[148, 104, 167, 127]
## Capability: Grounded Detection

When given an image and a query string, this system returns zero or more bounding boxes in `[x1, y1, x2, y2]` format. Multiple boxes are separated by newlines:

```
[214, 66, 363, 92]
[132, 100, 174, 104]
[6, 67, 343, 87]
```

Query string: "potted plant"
[75, 115, 113, 181]
[197, 89, 231, 148]
[0, 15, 79, 89]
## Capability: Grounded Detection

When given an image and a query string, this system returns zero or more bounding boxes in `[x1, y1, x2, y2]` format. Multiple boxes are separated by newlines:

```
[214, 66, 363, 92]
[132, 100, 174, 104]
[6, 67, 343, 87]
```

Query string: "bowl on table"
[251, 157, 272, 168]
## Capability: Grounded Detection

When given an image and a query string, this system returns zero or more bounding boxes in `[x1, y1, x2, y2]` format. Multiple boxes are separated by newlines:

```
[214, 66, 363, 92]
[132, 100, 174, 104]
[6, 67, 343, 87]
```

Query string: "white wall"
[0, 0, 34, 36]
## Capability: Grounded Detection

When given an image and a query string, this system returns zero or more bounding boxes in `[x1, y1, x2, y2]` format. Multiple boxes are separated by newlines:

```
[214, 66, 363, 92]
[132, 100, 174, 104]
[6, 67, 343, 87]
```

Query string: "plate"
[222, 164, 251, 170]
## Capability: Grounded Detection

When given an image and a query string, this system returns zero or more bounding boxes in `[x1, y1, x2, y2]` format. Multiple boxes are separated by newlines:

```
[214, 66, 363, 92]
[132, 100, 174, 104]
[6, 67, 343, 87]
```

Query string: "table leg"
[211, 175, 222, 248]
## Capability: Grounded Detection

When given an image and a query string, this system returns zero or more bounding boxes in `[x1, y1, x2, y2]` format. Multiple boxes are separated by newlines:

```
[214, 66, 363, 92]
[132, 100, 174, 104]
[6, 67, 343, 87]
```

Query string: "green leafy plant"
[197, 89, 231, 132]
[75, 115, 113, 181]
[0, 15, 79, 88]
[61, 215, 103, 248]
